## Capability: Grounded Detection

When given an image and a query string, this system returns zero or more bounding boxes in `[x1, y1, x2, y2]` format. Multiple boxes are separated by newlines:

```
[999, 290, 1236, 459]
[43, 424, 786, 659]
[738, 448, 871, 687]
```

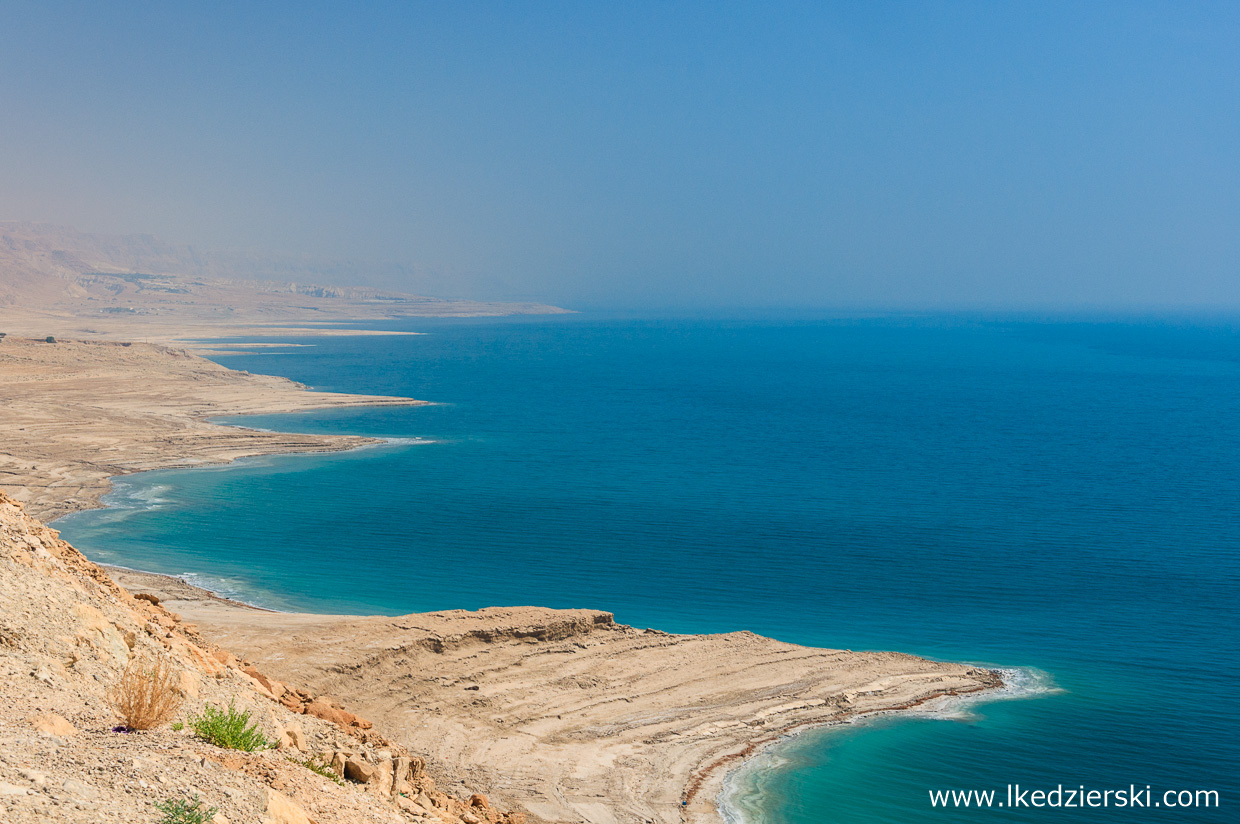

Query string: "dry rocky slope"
[0, 336, 426, 521]
[0, 489, 526, 824]
[0, 222, 568, 342]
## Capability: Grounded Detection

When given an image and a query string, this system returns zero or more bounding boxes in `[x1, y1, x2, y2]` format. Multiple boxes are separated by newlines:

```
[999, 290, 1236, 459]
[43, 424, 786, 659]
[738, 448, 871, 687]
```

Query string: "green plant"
[171, 721, 184, 731]
[291, 754, 345, 786]
[155, 795, 218, 824]
[45, 336, 56, 343]
[187, 701, 271, 751]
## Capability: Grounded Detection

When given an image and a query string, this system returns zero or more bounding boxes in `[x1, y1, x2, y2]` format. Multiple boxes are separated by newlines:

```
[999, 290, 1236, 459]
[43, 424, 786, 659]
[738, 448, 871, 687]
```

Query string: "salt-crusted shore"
[1, 337, 1002, 823]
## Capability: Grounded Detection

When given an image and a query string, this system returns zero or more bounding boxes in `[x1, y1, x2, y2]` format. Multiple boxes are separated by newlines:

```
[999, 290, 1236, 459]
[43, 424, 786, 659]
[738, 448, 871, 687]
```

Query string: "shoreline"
[0, 336, 428, 521]
[4, 334, 1009, 824]
[100, 560, 1004, 824]
[710, 669, 1039, 824]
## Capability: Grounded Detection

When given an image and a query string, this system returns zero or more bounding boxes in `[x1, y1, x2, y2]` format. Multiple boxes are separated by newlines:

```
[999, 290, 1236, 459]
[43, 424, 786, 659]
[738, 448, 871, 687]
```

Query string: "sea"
[55, 314, 1239, 822]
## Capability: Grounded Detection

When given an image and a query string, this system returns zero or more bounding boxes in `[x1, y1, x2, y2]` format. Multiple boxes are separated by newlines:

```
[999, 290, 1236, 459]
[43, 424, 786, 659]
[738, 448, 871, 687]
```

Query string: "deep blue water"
[57, 316, 1239, 822]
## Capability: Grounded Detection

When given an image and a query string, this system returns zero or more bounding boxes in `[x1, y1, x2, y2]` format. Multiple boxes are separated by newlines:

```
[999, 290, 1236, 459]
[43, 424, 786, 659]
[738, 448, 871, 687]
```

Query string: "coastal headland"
[0, 267, 1002, 822]
[105, 567, 1001, 824]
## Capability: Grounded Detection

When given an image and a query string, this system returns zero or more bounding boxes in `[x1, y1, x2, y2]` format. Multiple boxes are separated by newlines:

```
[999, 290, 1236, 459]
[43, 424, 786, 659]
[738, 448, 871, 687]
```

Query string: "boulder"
[470, 794, 490, 809]
[343, 757, 376, 784]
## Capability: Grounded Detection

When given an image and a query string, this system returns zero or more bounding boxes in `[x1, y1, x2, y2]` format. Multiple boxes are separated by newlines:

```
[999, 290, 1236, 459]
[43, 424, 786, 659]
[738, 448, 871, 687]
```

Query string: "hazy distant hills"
[0, 222, 568, 328]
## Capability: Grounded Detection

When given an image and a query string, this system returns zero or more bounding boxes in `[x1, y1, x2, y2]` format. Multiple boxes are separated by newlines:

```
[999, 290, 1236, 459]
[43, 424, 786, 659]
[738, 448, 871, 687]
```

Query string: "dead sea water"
[57, 315, 1240, 822]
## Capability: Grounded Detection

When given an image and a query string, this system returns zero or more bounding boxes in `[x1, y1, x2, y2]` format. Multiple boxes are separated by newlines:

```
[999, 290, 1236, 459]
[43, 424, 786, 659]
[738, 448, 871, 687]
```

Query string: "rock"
[72, 603, 130, 662]
[0, 781, 32, 796]
[263, 788, 313, 824]
[371, 758, 394, 796]
[33, 665, 54, 685]
[392, 755, 414, 795]
[242, 666, 284, 698]
[285, 723, 308, 752]
[395, 794, 421, 814]
[343, 756, 376, 784]
[210, 814, 231, 824]
[62, 777, 96, 800]
[303, 700, 371, 729]
[133, 593, 160, 605]
[178, 669, 200, 699]
[469, 793, 490, 809]
[29, 713, 77, 737]
[329, 751, 347, 777]
[462, 814, 481, 824]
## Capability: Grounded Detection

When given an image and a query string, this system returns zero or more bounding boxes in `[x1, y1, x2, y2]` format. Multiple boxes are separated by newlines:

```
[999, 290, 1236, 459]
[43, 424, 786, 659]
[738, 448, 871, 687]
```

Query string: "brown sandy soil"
[110, 568, 1001, 824]
[0, 336, 426, 521]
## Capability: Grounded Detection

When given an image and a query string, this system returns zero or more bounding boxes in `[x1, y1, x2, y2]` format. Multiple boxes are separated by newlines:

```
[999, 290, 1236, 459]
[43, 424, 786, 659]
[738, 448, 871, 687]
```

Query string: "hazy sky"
[2, 2, 1237, 310]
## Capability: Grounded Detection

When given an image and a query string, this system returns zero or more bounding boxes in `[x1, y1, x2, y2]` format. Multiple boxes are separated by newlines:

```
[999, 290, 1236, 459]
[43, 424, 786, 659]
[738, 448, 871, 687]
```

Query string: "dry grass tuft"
[106, 657, 184, 730]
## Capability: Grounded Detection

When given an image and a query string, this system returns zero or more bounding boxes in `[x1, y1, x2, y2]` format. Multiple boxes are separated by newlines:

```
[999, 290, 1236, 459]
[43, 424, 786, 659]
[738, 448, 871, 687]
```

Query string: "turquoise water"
[57, 316, 1239, 822]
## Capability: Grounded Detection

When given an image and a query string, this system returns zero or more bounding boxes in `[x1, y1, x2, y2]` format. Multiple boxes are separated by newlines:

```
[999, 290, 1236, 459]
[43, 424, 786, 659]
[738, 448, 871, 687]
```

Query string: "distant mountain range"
[0, 222, 568, 325]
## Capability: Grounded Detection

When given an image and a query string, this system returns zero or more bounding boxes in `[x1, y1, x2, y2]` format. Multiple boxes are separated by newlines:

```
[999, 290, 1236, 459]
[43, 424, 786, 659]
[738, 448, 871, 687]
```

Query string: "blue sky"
[1, 2, 1237, 309]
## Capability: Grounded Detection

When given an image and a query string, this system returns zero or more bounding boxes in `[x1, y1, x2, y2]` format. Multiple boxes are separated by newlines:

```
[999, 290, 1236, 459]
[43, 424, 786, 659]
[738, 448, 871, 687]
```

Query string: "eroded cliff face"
[0, 489, 526, 824]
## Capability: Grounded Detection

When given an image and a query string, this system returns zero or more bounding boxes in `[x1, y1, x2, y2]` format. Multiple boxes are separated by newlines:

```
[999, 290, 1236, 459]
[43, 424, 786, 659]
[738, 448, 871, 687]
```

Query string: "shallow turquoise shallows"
[57, 315, 1239, 822]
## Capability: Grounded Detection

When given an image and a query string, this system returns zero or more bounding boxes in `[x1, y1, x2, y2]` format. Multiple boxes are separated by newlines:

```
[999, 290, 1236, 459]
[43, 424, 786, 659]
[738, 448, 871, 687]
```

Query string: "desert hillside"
[0, 488, 527, 824]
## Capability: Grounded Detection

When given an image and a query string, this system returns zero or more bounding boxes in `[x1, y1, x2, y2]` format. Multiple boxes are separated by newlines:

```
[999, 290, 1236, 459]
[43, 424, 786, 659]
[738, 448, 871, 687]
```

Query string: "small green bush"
[187, 702, 271, 751]
[155, 795, 218, 824]
[45, 336, 56, 343]
[171, 721, 184, 731]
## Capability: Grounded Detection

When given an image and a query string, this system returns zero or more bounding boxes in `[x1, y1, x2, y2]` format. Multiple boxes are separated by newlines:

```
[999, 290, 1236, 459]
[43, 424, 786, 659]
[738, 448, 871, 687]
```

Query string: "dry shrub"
[106, 656, 184, 730]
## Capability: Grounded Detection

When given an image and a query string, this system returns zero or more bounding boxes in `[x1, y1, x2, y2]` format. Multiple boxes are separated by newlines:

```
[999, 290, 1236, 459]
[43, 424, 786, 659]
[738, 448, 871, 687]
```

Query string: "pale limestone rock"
[343, 756, 376, 784]
[285, 722, 308, 752]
